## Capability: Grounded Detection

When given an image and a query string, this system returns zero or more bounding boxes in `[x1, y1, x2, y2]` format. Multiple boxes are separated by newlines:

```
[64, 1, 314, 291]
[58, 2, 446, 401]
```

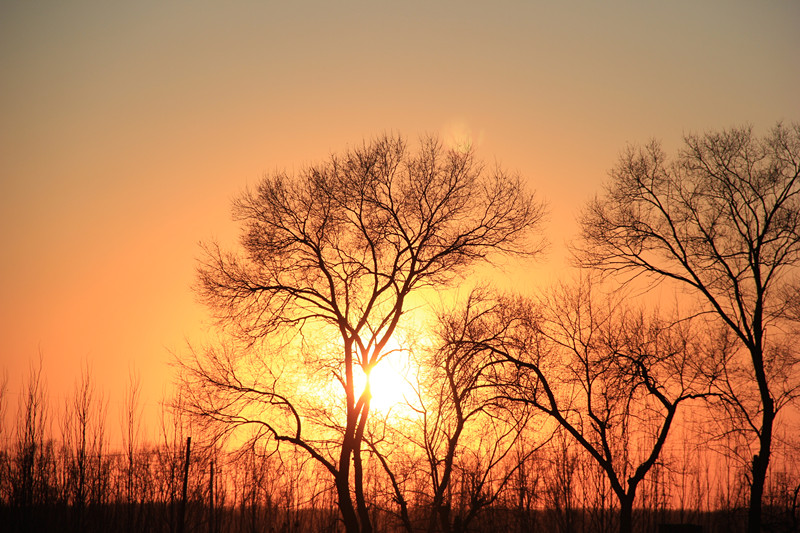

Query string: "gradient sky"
[1, 1, 798, 443]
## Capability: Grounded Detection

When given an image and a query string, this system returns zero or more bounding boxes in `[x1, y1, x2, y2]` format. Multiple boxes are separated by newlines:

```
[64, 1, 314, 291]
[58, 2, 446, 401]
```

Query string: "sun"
[353, 345, 417, 414]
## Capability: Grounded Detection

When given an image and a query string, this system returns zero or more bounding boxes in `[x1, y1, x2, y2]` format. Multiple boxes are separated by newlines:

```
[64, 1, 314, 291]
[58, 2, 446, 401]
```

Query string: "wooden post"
[209, 458, 215, 533]
[178, 436, 191, 533]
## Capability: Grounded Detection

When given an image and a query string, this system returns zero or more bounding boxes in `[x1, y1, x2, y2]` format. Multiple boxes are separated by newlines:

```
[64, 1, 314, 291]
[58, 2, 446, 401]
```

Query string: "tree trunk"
[336, 434, 360, 533]
[747, 334, 775, 533]
[619, 495, 634, 533]
[336, 472, 360, 533]
[748, 400, 775, 533]
[427, 423, 464, 533]
[353, 399, 373, 533]
[354, 440, 373, 533]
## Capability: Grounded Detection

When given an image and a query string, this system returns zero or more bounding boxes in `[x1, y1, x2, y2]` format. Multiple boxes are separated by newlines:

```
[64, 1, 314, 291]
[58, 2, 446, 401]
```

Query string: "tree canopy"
[188, 133, 545, 533]
[576, 123, 800, 533]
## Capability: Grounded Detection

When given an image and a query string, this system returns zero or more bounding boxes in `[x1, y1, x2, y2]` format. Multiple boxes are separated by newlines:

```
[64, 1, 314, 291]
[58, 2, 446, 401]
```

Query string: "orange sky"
[1, 1, 799, 444]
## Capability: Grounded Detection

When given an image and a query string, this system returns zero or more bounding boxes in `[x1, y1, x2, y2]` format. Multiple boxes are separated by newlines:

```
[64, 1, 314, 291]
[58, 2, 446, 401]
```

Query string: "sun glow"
[442, 118, 484, 153]
[353, 349, 417, 414]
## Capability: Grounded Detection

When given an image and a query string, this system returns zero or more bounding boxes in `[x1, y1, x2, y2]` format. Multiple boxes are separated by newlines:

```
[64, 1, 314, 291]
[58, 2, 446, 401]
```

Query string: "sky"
[1, 0, 798, 444]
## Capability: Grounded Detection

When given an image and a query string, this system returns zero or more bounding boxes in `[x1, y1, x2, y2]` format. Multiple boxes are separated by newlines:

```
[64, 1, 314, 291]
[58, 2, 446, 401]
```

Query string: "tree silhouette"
[409, 288, 535, 533]
[576, 123, 800, 533]
[447, 281, 718, 533]
[182, 134, 545, 533]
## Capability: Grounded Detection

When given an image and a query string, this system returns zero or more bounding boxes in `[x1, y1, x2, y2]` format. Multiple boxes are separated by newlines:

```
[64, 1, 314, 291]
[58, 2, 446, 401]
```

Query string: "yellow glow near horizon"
[3, 0, 797, 449]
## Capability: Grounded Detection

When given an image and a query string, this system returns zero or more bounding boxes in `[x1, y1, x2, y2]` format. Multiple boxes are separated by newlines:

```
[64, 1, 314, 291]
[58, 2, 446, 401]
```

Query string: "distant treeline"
[0, 361, 798, 533]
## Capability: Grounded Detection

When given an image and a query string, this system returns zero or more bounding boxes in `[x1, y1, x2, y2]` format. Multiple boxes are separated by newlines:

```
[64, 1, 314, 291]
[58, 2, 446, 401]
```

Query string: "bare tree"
[11, 353, 52, 531]
[543, 432, 580, 533]
[182, 134, 545, 533]
[576, 123, 800, 532]
[508, 434, 545, 533]
[120, 367, 143, 531]
[454, 281, 718, 533]
[360, 300, 539, 533]
[61, 361, 109, 532]
[0, 369, 8, 507]
[403, 289, 536, 533]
